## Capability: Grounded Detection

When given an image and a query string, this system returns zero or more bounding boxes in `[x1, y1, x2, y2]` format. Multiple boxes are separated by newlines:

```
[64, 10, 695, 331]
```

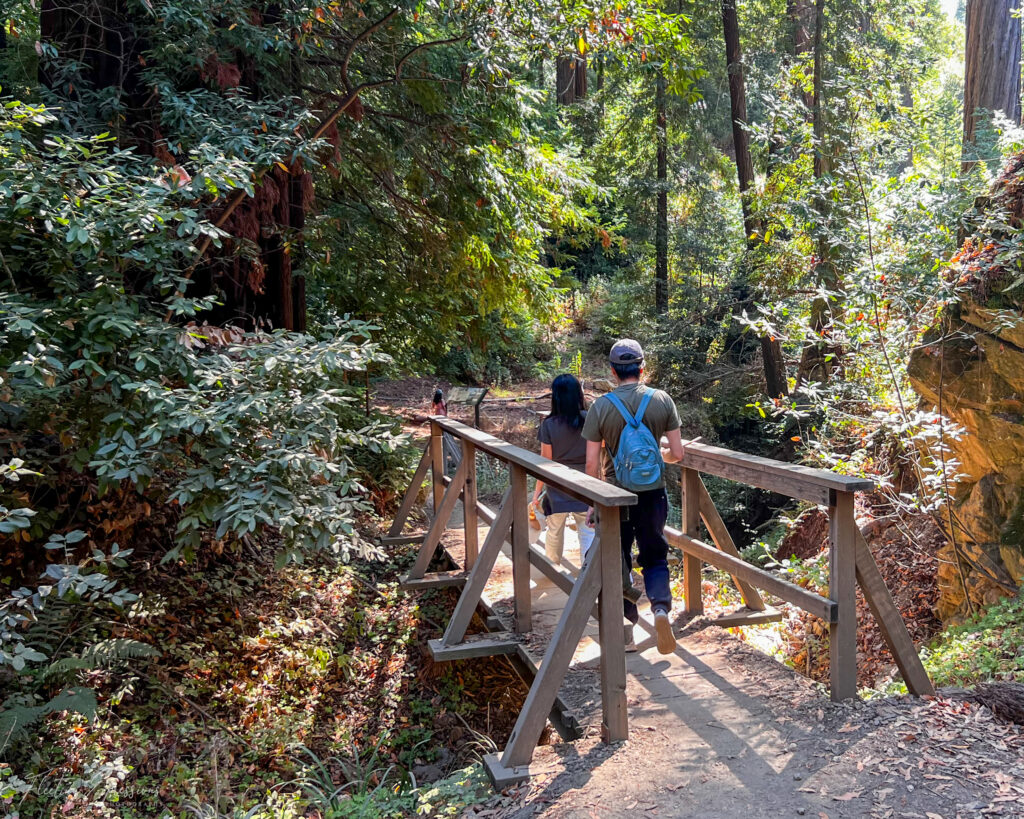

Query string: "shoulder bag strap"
[604, 392, 639, 428]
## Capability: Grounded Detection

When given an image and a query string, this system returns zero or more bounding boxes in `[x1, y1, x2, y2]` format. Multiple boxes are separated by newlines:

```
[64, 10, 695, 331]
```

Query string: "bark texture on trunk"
[962, 0, 1022, 164]
[655, 72, 669, 315]
[787, 0, 814, 108]
[39, 0, 311, 331]
[556, 55, 587, 104]
[722, 0, 758, 241]
[798, 0, 841, 385]
[721, 0, 788, 395]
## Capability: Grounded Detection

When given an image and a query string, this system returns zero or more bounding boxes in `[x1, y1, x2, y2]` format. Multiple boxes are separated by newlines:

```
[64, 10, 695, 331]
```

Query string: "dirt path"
[425, 510, 1024, 819]
[468, 630, 1024, 818]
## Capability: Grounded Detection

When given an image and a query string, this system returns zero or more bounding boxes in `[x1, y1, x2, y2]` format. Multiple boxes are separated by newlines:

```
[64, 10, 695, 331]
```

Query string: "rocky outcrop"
[908, 153, 1024, 622]
[908, 304, 1024, 622]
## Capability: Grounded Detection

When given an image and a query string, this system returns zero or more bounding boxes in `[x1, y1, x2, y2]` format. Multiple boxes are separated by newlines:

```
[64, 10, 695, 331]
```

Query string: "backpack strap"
[604, 392, 639, 428]
[634, 389, 655, 424]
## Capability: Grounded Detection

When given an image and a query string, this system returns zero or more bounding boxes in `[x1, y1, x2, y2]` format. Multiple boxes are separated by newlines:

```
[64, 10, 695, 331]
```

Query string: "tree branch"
[341, 7, 400, 92]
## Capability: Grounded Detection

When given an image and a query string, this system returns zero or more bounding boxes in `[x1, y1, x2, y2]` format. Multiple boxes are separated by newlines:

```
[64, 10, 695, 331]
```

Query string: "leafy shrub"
[0, 98, 412, 753]
[920, 591, 1024, 687]
[435, 310, 545, 385]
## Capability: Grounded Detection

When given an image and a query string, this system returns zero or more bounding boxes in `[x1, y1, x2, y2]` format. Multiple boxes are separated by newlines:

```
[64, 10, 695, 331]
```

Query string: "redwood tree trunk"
[556, 54, 586, 104]
[722, 0, 788, 396]
[722, 0, 758, 241]
[655, 72, 668, 314]
[575, 55, 588, 99]
[556, 56, 576, 104]
[787, 0, 814, 109]
[39, 0, 310, 331]
[962, 0, 1022, 166]
[797, 0, 841, 386]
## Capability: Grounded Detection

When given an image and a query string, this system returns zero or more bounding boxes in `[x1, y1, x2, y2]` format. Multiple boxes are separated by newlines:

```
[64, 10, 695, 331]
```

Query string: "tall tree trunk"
[722, 0, 758, 241]
[556, 56, 577, 104]
[897, 80, 914, 172]
[556, 53, 586, 104]
[962, 0, 1022, 168]
[797, 0, 840, 385]
[39, 0, 311, 331]
[655, 72, 669, 314]
[787, 0, 814, 109]
[575, 55, 588, 99]
[721, 0, 788, 396]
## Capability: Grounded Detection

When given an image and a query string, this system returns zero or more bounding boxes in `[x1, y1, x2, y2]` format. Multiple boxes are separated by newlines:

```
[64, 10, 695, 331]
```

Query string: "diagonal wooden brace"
[408, 454, 470, 580]
[855, 531, 934, 696]
[697, 478, 766, 611]
[500, 547, 604, 769]
[387, 444, 433, 539]
[442, 489, 513, 647]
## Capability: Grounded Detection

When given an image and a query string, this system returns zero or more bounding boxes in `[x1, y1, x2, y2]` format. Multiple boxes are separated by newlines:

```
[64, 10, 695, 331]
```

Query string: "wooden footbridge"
[386, 417, 934, 788]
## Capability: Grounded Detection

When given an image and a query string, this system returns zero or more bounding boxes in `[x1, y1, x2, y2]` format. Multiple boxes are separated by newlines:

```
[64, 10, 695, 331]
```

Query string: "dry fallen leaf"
[833, 791, 861, 801]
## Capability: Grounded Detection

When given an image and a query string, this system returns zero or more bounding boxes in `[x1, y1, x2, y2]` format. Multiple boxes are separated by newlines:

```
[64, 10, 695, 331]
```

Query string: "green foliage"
[919, 591, 1024, 687]
[0, 98, 406, 564]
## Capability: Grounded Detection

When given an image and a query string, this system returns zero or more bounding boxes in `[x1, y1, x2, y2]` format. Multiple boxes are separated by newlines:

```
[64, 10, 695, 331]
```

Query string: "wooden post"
[510, 464, 532, 633]
[682, 467, 704, 616]
[430, 420, 444, 515]
[463, 440, 479, 569]
[597, 506, 627, 743]
[829, 490, 858, 701]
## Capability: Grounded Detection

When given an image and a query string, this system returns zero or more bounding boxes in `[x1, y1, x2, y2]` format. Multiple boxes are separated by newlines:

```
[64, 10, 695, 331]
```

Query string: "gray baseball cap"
[609, 338, 645, 365]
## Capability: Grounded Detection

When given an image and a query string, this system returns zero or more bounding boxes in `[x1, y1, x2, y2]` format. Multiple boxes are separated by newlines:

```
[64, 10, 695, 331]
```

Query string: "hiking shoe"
[654, 609, 675, 655]
[624, 623, 637, 653]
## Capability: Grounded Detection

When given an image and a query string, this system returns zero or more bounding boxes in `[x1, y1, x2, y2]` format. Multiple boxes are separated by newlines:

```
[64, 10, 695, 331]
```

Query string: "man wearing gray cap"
[582, 339, 685, 654]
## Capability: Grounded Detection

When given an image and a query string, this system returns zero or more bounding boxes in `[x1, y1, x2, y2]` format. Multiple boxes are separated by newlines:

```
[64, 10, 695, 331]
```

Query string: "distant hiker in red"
[429, 388, 460, 472]
[431, 388, 448, 416]
[582, 339, 685, 655]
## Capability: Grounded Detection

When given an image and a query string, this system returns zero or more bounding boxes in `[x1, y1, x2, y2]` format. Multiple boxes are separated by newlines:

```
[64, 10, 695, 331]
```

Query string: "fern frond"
[44, 638, 160, 679]
[0, 686, 97, 753]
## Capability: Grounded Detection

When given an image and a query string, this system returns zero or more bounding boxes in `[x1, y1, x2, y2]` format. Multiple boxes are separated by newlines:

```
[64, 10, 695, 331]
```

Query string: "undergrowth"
[918, 590, 1024, 688]
[0, 542, 503, 817]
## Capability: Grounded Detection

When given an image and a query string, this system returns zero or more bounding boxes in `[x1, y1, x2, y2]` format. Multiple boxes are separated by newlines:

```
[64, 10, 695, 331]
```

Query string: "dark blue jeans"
[621, 488, 672, 623]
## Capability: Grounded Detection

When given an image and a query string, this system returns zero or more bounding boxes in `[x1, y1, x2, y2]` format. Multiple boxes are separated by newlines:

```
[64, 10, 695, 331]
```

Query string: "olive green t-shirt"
[581, 383, 681, 488]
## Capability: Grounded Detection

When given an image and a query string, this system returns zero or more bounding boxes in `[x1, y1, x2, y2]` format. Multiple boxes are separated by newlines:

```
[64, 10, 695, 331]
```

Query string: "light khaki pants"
[544, 512, 596, 564]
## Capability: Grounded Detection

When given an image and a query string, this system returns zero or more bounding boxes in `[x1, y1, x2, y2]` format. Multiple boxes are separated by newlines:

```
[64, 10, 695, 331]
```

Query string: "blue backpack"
[604, 390, 663, 491]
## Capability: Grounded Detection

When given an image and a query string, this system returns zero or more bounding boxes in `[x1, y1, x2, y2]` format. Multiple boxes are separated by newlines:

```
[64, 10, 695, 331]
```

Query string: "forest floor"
[379, 376, 1024, 818]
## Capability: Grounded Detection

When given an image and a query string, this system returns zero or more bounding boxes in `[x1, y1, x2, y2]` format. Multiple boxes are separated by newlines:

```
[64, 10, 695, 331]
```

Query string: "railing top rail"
[677, 441, 874, 505]
[430, 416, 637, 507]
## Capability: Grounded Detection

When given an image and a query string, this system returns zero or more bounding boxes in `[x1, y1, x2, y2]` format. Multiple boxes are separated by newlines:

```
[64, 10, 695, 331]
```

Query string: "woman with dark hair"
[429, 388, 460, 471]
[531, 374, 595, 563]
[430, 389, 448, 416]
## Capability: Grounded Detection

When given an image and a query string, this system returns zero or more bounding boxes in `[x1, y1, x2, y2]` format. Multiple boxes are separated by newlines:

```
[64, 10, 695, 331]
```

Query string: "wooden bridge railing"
[386, 417, 933, 788]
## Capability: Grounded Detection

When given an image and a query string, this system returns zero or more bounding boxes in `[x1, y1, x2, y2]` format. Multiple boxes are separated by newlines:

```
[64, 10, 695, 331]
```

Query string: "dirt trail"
[470, 624, 1024, 818]
[426, 514, 1024, 819]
